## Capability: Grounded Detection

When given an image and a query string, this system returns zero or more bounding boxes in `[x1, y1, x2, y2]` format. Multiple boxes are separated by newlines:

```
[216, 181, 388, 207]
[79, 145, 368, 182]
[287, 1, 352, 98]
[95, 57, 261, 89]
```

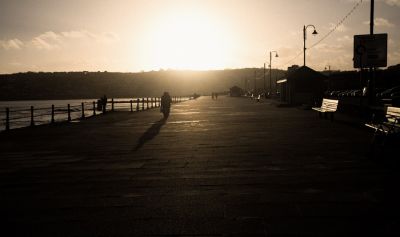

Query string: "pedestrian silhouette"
[160, 92, 172, 119]
[101, 94, 107, 113]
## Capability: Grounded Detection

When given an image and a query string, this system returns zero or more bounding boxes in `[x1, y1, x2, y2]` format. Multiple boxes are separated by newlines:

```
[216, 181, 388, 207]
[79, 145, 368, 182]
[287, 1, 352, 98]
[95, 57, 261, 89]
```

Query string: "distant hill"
[0, 65, 399, 100]
[0, 69, 285, 100]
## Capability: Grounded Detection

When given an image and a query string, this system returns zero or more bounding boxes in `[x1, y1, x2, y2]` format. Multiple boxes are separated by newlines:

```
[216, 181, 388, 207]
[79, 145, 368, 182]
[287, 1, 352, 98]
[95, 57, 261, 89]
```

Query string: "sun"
[145, 9, 234, 70]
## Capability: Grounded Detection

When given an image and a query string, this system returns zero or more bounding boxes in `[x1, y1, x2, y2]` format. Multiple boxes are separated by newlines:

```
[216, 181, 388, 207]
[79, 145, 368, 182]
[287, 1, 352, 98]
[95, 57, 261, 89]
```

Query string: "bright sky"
[0, 0, 399, 73]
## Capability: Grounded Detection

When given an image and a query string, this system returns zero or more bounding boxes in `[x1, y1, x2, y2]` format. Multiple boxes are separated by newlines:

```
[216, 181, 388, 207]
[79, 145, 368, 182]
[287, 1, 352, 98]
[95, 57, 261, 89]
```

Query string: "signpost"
[354, 33, 387, 68]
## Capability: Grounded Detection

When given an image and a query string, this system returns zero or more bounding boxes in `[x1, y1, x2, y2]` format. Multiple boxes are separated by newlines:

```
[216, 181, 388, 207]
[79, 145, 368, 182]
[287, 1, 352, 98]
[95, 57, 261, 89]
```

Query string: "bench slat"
[386, 106, 400, 124]
[317, 98, 339, 113]
[365, 106, 400, 134]
[387, 112, 400, 117]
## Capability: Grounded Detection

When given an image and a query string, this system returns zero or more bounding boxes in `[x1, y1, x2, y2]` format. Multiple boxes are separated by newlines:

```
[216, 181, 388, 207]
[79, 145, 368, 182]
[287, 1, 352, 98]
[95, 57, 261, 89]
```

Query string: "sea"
[0, 98, 143, 131]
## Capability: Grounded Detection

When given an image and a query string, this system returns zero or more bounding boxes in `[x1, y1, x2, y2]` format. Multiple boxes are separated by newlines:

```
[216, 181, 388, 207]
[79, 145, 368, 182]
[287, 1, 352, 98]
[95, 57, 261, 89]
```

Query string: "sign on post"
[354, 33, 387, 68]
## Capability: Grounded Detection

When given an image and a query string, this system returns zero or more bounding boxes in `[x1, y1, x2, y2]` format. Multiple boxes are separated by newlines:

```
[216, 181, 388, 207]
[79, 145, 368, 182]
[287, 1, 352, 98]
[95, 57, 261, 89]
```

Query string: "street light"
[269, 51, 279, 95]
[303, 24, 318, 66]
[263, 63, 266, 93]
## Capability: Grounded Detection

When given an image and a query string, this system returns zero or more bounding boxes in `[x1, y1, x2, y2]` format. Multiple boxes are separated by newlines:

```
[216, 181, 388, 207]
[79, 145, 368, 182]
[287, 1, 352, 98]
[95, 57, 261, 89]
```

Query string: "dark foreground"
[0, 96, 399, 236]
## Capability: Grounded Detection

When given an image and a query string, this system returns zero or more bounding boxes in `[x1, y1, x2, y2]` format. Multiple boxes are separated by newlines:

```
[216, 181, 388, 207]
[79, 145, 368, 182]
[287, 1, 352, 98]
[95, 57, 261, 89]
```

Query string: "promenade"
[0, 96, 399, 236]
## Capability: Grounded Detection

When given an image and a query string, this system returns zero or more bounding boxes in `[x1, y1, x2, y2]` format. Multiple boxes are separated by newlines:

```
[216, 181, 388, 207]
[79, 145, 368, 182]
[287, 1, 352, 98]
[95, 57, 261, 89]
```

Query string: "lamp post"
[368, 0, 375, 105]
[254, 70, 257, 94]
[303, 24, 318, 66]
[269, 51, 279, 95]
[325, 65, 331, 75]
[263, 63, 266, 93]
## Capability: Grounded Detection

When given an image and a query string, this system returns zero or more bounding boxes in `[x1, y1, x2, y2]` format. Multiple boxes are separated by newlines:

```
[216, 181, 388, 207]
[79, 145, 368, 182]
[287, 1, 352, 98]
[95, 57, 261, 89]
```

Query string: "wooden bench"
[365, 106, 400, 135]
[365, 106, 400, 157]
[312, 98, 339, 121]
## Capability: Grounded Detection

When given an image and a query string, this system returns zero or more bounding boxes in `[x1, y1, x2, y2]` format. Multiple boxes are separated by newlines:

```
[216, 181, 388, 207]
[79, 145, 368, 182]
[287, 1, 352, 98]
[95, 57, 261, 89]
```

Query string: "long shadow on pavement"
[133, 118, 166, 151]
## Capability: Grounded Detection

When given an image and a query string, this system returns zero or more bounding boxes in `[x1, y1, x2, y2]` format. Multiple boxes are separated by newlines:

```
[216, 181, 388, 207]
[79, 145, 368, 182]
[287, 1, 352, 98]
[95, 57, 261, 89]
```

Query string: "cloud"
[383, 0, 400, 7]
[31, 31, 62, 50]
[289, 31, 301, 38]
[388, 38, 397, 47]
[349, 0, 400, 7]
[388, 51, 400, 64]
[0, 39, 24, 50]
[100, 32, 120, 43]
[314, 43, 345, 53]
[61, 30, 91, 39]
[363, 17, 395, 27]
[328, 23, 349, 32]
[31, 30, 120, 50]
[337, 35, 352, 42]
[9, 62, 22, 67]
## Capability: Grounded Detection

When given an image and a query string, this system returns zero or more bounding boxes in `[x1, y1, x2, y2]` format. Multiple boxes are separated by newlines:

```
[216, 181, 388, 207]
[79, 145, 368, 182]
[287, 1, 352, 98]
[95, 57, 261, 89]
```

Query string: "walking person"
[101, 94, 107, 113]
[160, 92, 172, 119]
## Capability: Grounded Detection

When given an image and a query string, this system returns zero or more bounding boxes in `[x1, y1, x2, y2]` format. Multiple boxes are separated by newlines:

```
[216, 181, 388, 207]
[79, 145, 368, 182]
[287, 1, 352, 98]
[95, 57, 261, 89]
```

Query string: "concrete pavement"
[0, 96, 399, 236]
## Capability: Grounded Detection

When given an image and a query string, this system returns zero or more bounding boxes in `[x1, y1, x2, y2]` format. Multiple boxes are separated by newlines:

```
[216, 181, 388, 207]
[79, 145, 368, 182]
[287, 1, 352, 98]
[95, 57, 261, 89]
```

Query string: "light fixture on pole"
[303, 24, 318, 66]
[325, 65, 331, 76]
[269, 51, 279, 96]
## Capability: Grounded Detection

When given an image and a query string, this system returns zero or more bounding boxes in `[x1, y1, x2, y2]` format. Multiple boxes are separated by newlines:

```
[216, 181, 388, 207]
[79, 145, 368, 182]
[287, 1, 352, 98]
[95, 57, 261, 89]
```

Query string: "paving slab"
[0, 96, 399, 236]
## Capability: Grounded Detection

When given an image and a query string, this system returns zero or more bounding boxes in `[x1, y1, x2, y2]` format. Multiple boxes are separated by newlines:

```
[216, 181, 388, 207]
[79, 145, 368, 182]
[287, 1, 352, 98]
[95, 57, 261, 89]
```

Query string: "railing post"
[93, 101, 96, 116]
[51, 104, 55, 123]
[5, 108, 10, 131]
[102, 100, 106, 114]
[111, 98, 114, 112]
[150, 98, 153, 109]
[67, 104, 71, 121]
[142, 98, 145, 111]
[146, 97, 149, 110]
[130, 99, 133, 112]
[136, 98, 139, 111]
[30, 106, 34, 127]
[81, 102, 85, 119]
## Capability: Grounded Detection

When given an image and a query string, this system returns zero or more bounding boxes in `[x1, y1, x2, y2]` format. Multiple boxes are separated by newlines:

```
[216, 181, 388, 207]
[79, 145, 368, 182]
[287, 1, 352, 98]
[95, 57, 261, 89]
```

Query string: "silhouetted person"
[215, 92, 218, 99]
[101, 94, 107, 113]
[160, 92, 172, 119]
[97, 99, 102, 111]
[212, 92, 214, 100]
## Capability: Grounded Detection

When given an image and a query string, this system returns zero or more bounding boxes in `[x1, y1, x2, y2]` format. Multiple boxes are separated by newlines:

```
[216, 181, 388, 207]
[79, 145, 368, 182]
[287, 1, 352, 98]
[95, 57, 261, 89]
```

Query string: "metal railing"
[1, 96, 190, 131]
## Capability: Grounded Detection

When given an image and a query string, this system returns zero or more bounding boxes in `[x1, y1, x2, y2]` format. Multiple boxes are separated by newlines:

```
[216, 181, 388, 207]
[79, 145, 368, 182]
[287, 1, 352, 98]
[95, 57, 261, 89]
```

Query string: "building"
[287, 65, 300, 75]
[277, 66, 326, 105]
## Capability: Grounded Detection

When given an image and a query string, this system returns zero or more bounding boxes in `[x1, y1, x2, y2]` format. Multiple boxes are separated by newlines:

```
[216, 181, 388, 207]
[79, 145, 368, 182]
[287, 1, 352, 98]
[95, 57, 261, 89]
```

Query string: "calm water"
[0, 98, 146, 131]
